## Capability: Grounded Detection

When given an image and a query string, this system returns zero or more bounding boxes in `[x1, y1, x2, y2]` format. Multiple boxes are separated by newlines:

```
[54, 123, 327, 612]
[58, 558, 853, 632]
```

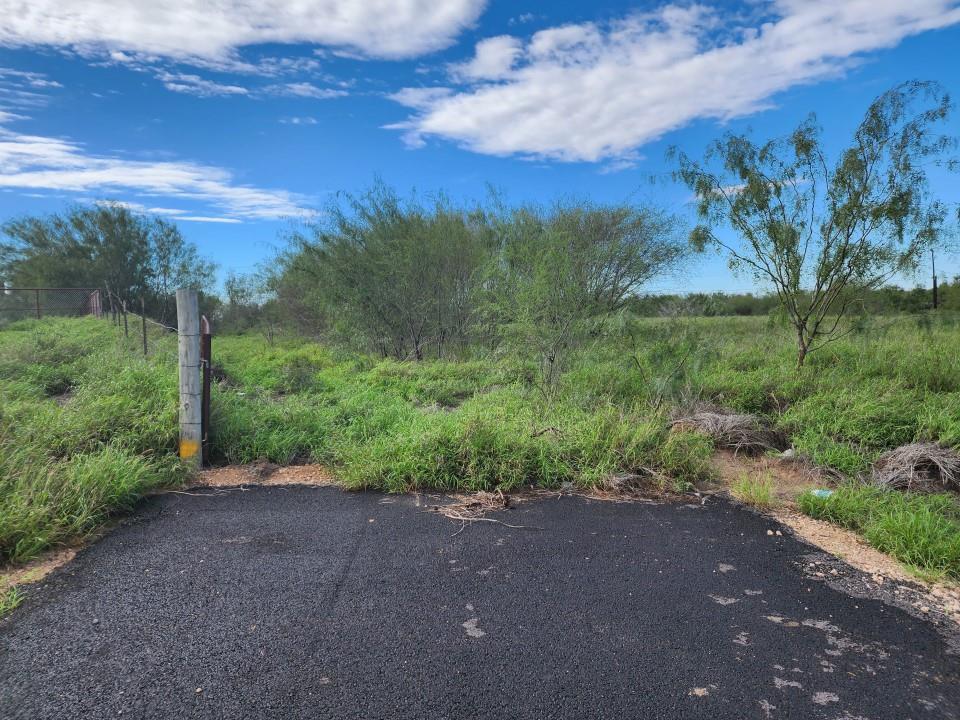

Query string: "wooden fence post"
[176, 289, 202, 470]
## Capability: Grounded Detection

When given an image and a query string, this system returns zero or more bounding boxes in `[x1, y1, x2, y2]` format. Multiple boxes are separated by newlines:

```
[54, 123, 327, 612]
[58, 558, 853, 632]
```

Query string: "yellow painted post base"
[179, 438, 201, 461]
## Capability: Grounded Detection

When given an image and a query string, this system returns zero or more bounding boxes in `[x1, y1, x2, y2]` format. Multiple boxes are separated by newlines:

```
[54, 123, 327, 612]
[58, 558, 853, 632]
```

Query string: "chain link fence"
[0, 287, 103, 325]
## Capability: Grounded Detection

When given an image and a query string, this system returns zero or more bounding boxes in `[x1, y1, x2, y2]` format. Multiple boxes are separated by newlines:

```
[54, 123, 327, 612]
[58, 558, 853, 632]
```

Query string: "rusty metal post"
[35, 289, 41, 319]
[122, 301, 129, 338]
[200, 315, 212, 465]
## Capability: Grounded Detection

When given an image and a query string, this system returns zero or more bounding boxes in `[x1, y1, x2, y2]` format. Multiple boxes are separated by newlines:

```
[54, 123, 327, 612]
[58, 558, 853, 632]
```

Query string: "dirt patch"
[711, 450, 826, 502]
[784, 512, 960, 636]
[775, 509, 914, 581]
[0, 548, 77, 594]
[192, 463, 336, 488]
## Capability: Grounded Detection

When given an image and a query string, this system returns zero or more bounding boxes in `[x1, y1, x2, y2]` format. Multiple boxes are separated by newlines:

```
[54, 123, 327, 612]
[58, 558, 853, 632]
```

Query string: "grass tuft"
[731, 473, 777, 509]
[0, 586, 24, 618]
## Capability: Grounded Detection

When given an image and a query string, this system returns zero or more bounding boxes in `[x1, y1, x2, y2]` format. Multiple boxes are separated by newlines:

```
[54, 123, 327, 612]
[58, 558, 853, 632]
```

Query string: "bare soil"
[1, 548, 77, 594]
[710, 449, 826, 501]
[192, 462, 336, 488]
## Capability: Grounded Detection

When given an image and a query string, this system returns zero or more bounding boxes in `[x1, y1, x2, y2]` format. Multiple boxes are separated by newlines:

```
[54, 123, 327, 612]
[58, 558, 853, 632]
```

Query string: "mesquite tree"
[281, 183, 492, 359]
[483, 201, 686, 389]
[671, 81, 954, 367]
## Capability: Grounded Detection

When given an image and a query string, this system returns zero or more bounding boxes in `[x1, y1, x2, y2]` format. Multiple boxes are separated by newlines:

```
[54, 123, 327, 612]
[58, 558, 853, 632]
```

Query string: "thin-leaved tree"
[671, 81, 955, 367]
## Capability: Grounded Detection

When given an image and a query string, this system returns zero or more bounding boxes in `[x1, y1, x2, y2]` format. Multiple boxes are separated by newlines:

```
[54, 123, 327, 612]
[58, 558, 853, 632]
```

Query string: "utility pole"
[176, 289, 202, 470]
[931, 249, 939, 310]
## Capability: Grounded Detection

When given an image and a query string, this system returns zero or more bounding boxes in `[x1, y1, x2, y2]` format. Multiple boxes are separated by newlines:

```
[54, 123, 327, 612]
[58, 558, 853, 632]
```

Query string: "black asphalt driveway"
[2, 486, 957, 719]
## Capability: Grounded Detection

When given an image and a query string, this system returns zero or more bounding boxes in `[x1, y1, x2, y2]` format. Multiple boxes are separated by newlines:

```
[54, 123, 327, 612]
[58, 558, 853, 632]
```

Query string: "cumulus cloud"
[0, 115, 307, 221]
[449, 36, 523, 80]
[0, 0, 488, 61]
[390, 0, 960, 163]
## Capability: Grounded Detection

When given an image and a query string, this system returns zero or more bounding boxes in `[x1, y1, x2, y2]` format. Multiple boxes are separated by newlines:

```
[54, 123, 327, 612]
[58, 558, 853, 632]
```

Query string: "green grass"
[798, 485, 960, 579]
[731, 473, 777, 509]
[0, 317, 183, 564]
[2, 312, 960, 575]
[0, 586, 24, 617]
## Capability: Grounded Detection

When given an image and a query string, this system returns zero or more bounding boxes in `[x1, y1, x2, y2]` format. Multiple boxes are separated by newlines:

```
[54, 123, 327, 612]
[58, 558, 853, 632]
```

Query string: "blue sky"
[0, 0, 958, 292]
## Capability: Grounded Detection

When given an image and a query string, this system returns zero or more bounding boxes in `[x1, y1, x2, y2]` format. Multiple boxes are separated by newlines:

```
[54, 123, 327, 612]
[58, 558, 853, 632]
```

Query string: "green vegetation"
[3, 312, 960, 569]
[0, 317, 182, 564]
[0, 586, 24, 617]
[799, 486, 960, 579]
[0, 203, 215, 325]
[673, 80, 954, 368]
[731, 473, 777, 510]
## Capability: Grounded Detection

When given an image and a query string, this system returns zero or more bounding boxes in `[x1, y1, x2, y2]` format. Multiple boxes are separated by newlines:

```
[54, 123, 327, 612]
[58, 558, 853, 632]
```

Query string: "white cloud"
[279, 116, 319, 125]
[449, 35, 523, 81]
[0, 67, 63, 89]
[0, 0, 487, 61]
[266, 82, 347, 99]
[156, 71, 249, 97]
[0, 115, 307, 221]
[390, 0, 960, 163]
[0, 67, 61, 108]
[177, 215, 243, 223]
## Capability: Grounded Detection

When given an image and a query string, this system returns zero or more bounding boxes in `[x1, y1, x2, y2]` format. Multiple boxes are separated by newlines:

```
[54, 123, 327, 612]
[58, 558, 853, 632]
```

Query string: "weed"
[0, 586, 24, 617]
[731, 473, 777, 509]
[4, 313, 960, 574]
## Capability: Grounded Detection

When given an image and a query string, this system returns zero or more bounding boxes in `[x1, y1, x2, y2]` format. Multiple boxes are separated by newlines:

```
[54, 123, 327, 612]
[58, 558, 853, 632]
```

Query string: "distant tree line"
[627, 279, 959, 317]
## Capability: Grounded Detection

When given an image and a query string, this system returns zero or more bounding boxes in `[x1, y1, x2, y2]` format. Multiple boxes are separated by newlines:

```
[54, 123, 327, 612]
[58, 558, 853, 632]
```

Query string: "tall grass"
[0, 318, 182, 563]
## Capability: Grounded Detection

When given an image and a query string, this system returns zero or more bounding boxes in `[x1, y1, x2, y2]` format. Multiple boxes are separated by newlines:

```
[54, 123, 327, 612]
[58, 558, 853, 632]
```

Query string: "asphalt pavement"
[2, 486, 957, 719]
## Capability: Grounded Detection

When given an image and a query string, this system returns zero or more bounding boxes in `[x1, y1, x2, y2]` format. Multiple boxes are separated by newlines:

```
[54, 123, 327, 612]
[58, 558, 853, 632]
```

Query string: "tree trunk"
[796, 332, 809, 370]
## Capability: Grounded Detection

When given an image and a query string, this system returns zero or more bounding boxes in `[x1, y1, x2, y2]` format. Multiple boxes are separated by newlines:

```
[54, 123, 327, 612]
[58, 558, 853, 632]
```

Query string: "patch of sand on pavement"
[193, 463, 336, 488]
[774, 509, 913, 582]
[775, 508, 960, 628]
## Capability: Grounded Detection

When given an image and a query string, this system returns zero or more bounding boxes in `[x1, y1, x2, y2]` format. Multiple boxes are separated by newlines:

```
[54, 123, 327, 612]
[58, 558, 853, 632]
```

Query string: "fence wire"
[0, 287, 103, 323]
